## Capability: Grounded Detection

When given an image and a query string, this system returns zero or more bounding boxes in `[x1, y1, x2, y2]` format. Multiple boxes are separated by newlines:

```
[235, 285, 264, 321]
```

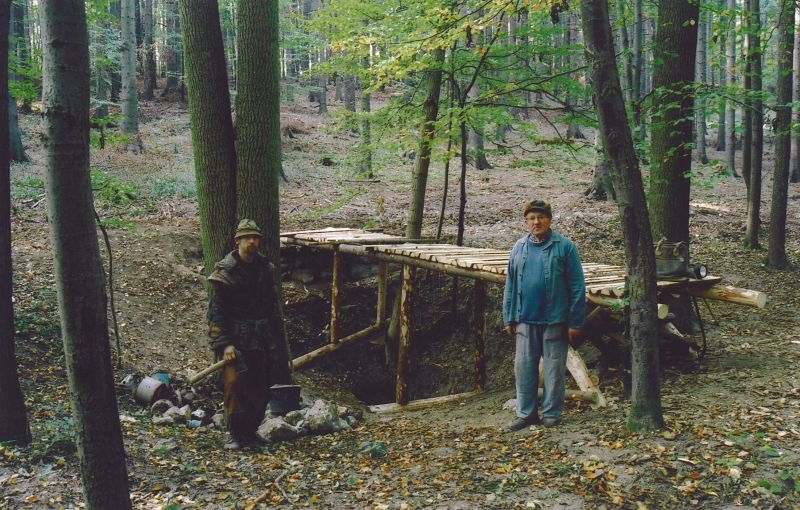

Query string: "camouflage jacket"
[207, 250, 283, 356]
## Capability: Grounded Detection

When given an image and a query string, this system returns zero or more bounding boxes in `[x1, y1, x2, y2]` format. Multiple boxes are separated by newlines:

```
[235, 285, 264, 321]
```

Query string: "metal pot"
[269, 384, 301, 415]
[133, 376, 166, 406]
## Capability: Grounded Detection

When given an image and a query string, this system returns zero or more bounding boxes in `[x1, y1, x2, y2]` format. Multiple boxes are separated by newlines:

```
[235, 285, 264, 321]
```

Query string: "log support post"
[396, 264, 415, 406]
[330, 247, 342, 343]
[376, 261, 387, 327]
[472, 279, 487, 391]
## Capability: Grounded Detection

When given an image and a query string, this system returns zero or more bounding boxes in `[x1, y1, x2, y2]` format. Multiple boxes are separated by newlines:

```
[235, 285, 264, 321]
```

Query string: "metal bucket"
[269, 384, 301, 415]
[134, 376, 166, 406]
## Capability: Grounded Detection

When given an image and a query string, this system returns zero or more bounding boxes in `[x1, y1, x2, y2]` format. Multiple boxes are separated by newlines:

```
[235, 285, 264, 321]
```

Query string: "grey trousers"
[514, 323, 568, 419]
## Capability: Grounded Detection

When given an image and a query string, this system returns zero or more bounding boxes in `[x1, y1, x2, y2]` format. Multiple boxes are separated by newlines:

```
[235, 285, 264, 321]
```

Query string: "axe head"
[233, 349, 248, 374]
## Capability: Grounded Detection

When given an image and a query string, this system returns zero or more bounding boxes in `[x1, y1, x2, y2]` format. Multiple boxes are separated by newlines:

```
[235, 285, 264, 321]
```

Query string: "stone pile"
[257, 398, 362, 442]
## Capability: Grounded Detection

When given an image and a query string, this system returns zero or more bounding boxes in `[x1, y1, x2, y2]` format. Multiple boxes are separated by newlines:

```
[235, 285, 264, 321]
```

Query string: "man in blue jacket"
[503, 200, 586, 431]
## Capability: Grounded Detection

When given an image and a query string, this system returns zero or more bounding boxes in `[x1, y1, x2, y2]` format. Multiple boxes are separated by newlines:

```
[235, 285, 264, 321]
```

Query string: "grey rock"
[211, 413, 225, 429]
[258, 417, 301, 442]
[306, 399, 345, 434]
[164, 406, 188, 424]
[150, 399, 174, 414]
[152, 415, 175, 426]
[178, 405, 192, 421]
[191, 409, 206, 420]
[284, 410, 304, 426]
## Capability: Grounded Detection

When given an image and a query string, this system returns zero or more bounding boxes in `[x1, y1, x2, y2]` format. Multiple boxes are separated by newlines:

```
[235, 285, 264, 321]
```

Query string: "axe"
[188, 349, 247, 385]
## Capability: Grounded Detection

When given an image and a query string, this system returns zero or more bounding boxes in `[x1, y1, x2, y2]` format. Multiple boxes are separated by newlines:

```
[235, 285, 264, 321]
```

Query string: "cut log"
[369, 390, 482, 413]
[685, 284, 767, 308]
[587, 293, 669, 319]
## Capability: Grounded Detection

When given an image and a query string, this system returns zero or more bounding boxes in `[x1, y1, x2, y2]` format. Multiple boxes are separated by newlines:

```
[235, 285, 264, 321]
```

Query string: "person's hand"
[505, 323, 517, 336]
[568, 328, 582, 347]
[223, 345, 236, 362]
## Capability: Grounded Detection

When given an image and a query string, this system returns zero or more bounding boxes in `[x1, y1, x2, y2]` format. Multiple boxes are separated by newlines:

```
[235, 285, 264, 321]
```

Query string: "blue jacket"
[503, 229, 586, 329]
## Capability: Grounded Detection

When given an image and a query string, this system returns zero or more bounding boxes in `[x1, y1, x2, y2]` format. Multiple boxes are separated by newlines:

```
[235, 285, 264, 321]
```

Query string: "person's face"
[236, 235, 261, 257]
[524, 211, 551, 237]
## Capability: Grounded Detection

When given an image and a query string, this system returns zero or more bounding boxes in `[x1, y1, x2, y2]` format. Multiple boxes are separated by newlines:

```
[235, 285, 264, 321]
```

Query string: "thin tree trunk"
[407, 47, 445, 239]
[695, 8, 709, 164]
[141, 0, 156, 100]
[745, 0, 763, 248]
[717, 0, 727, 151]
[0, 0, 30, 447]
[164, 0, 181, 94]
[790, 9, 800, 183]
[121, 0, 141, 152]
[632, 0, 643, 134]
[178, 0, 236, 276]
[565, 12, 585, 139]
[41, 1, 132, 505]
[235, 0, 292, 384]
[618, 0, 634, 101]
[743, 0, 753, 191]
[725, 0, 738, 174]
[649, 0, 699, 243]
[359, 79, 372, 177]
[768, 0, 795, 267]
[580, 0, 664, 433]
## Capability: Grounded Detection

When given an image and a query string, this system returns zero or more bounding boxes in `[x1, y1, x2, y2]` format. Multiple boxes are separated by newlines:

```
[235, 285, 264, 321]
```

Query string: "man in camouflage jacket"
[207, 219, 290, 449]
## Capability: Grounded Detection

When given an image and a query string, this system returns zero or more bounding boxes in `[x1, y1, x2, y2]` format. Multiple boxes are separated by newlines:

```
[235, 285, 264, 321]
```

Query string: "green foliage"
[11, 177, 45, 201]
[91, 169, 138, 208]
[29, 418, 77, 462]
[15, 287, 59, 338]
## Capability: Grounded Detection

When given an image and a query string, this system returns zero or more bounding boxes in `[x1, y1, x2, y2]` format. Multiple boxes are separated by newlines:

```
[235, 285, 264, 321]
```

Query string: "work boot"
[224, 433, 243, 450]
[246, 433, 269, 447]
[505, 414, 540, 432]
[542, 417, 561, 428]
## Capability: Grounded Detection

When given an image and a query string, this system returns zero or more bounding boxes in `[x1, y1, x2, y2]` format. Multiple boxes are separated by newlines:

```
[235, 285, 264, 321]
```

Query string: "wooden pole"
[292, 324, 382, 369]
[472, 279, 487, 390]
[685, 284, 767, 308]
[396, 264, 415, 405]
[330, 247, 342, 343]
[376, 260, 387, 326]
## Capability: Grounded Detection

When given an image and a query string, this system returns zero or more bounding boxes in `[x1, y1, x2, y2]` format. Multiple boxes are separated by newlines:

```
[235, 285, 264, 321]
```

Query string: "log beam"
[685, 284, 767, 308]
[566, 347, 607, 408]
[369, 390, 482, 413]
[376, 261, 387, 326]
[292, 324, 382, 369]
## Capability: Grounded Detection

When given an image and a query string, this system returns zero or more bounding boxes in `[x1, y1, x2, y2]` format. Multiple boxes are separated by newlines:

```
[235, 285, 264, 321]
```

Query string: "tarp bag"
[654, 239, 689, 279]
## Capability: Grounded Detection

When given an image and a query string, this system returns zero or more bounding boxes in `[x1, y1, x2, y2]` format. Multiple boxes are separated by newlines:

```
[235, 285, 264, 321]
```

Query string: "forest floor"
[2, 95, 800, 510]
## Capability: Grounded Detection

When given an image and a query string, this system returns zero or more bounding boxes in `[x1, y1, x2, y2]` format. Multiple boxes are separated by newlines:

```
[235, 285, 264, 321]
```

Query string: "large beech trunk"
[580, 0, 665, 432]
[41, 1, 132, 506]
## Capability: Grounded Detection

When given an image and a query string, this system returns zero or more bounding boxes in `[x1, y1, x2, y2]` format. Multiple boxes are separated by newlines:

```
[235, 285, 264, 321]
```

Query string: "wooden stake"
[396, 264, 415, 406]
[376, 261, 387, 326]
[472, 279, 487, 391]
[330, 247, 341, 343]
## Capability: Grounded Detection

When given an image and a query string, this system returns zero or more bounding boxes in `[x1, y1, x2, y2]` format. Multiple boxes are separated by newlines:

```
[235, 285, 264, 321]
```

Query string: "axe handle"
[188, 359, 229, 385]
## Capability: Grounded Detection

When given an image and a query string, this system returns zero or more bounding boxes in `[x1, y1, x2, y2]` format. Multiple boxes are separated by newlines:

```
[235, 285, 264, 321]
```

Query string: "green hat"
[234, 219, 263, 239]
[523, 200, 552, 218]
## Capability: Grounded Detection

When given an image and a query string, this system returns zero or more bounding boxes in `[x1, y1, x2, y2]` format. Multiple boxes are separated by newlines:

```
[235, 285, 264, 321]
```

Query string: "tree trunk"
[164, 0, 181, 94]
[40, 1, 132, 506]
[178, 0, 237, 277]
[580, 0, 664, 432]
[618, 0, 634, 101]
[317, 76, 328, 114]
[467, 81, 492, 170]
[745, 0, 763, 249]
[110, 0, 122, 101]
[235, 0, 292, 385]
[407, 47, 445, 239]
[790, 9, 800, 183]
[632, 0, 643, 135]
[767, 0, 795, 268]
[0, 0, 30, 447]
[725, 0, 738, 174]
[11, 0, 30, 114]
[716, 0, 727, 152]
[565, 12, 585, 139]
[140, 0, 156, 100]
[7, 5, 26, 162]
[695, 8, 708, 164]
[648, 0, 699, 244]
[742, 0, 753, 191]
[586, 135, 616, 200]
[359, 76, 373, 178]
[121, 0, 141, 152]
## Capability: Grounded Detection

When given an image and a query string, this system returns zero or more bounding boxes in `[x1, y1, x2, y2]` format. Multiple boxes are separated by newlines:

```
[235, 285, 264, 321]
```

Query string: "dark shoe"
[505, 414, 541, 432]
[542, 417, 561, 428]
[246, 433, 269, 446]
[224, 434, 243, 450]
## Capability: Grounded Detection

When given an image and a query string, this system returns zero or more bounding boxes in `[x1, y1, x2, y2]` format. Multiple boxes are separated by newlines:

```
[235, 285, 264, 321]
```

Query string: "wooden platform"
[281, 227, 765, 413]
